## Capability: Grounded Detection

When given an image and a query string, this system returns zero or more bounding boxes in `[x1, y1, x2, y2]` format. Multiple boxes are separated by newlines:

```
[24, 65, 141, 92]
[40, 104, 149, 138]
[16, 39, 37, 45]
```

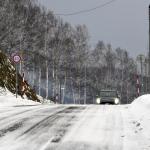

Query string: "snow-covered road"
[0, 103, 150, 150]
[47, 105, 150, 150]
[0, 105, 85, 150]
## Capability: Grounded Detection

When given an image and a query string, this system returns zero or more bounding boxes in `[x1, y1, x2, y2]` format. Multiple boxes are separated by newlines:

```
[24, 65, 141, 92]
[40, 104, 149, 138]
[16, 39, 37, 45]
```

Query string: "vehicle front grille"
[101, 97, 114, 102]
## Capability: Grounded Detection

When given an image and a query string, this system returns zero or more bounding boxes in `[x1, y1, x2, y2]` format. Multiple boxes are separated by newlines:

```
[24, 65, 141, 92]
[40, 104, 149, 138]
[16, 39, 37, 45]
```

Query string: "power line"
[55, 0, 117, 16]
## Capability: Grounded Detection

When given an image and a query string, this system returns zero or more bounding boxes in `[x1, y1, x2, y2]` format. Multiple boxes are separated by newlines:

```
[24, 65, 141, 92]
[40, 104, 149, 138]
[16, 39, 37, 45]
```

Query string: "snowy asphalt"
[0, 104, 149, 150]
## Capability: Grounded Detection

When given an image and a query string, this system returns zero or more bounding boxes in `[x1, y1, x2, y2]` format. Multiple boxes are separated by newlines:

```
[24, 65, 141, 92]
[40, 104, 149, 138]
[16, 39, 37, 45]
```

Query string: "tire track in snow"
[102, 105, 124, 150]
[0, 105, 62, 129]
[20, 106, 84, 137]
[0, 106, 82, 150]
[11, 106, 85, 150]
[0, 119, 27, 137]
[54, 105, 124, 150]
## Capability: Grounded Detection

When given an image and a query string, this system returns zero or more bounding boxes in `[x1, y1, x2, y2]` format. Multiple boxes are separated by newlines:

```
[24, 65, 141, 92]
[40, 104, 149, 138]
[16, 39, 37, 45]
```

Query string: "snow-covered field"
[0, 92, 150, 150]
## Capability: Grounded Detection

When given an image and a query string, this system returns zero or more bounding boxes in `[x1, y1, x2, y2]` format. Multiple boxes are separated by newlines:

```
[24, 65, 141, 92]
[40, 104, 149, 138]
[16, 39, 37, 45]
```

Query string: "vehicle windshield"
[100, 91, 117, 97]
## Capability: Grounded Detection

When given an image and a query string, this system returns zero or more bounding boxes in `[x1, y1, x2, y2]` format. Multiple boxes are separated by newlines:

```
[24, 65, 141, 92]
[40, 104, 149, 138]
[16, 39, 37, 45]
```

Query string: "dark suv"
[96, 90, 120, 104]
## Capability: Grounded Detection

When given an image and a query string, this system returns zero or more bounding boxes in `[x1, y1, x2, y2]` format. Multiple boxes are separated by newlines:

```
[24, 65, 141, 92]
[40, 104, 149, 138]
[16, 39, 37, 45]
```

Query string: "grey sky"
[38, 0, 150, 57]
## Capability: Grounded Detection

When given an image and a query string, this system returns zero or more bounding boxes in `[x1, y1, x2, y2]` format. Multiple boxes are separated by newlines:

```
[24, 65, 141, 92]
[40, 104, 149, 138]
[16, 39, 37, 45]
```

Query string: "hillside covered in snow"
[0, 50, 40, 102]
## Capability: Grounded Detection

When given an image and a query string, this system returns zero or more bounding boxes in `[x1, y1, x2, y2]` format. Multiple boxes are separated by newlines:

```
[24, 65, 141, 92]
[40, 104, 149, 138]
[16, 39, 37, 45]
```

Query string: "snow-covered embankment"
[130, 95, 150, 142]
[0, 90, 40, 107]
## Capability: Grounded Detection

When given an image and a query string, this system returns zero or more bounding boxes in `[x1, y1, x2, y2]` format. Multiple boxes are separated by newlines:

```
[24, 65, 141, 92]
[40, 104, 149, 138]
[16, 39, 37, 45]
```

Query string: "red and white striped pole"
[22, 73, 25, 82]
[136, 74, 140, 97]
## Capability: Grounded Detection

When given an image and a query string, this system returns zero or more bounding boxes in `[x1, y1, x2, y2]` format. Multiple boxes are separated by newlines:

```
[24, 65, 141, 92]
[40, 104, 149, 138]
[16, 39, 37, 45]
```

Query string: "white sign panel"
[13, 54, 21, 63]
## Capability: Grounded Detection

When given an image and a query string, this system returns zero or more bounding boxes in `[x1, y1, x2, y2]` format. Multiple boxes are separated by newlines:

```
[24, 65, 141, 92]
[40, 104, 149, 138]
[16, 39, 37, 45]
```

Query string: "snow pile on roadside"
[130, 94, 150, 118]
[131, 94, 150, 111]
[130, 94, 150, 141]
[0, 90, 40, 106]
[37, 95, 55, 104]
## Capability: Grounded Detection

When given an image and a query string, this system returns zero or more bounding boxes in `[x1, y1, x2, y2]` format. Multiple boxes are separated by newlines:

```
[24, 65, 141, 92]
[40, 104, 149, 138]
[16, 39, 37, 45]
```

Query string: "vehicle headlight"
[96, 98, 101, 104]
[114, 98, 119, 104]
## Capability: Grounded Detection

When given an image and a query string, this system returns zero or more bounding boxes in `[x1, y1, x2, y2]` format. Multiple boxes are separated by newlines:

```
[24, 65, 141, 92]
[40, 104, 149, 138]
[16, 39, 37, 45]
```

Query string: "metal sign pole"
[16, 64, 18, 98]
[12, 53, 21, 99]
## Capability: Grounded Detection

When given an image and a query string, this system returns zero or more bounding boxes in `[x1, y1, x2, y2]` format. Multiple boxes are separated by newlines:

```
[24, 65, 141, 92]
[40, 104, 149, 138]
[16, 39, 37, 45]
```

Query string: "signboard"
[11, 53, 21, 98]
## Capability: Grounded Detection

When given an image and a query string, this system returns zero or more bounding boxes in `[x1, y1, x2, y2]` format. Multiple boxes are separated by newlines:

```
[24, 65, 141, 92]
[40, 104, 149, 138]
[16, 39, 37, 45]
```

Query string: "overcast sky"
[38, 0, 150, 57]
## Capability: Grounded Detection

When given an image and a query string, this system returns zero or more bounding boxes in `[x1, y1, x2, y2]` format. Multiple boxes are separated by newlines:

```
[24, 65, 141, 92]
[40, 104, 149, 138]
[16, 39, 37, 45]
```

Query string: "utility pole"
[149, 5, 150, 92]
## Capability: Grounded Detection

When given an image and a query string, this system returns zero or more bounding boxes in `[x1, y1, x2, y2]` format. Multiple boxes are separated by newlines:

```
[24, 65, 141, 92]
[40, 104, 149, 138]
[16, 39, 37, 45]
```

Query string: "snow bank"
[130, 94, 150, 141]
[130, 94, 150, 118]
[36, 95, 55, 104]
[0, 90, 40, 107]
[131, 94, 150, 111]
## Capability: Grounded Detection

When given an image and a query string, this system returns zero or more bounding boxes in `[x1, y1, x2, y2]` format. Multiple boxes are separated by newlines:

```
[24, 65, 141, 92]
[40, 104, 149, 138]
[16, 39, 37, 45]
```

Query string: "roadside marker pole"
[136, 75, 140, 97]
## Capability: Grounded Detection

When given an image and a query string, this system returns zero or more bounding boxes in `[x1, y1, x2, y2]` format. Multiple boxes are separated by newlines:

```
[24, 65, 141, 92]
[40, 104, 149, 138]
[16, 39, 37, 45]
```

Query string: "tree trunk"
[38, 67, 41, 96]
[46, 60, 48, 99]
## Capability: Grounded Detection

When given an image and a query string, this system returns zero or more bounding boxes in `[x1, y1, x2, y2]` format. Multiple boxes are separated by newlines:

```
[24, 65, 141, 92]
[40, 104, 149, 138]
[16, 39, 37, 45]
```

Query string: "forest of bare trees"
[0, 0, 144, 104]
